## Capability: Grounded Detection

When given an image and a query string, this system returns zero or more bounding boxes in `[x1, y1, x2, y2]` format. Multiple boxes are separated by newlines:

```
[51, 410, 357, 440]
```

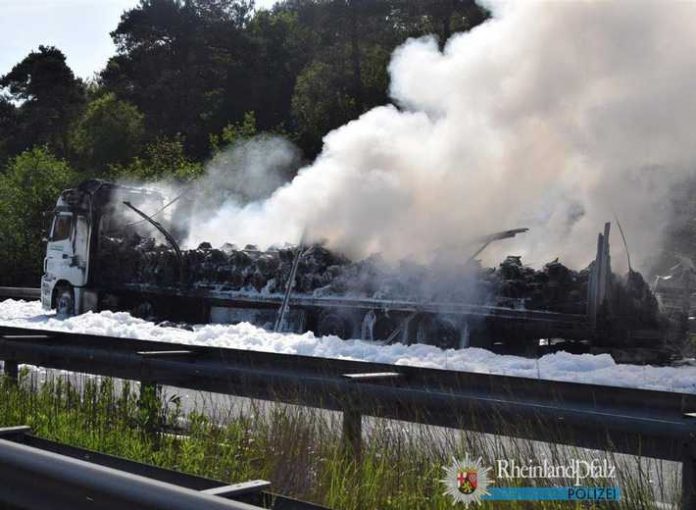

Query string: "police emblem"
[458, 468, 477, 494]
[442, 455, 492, 506]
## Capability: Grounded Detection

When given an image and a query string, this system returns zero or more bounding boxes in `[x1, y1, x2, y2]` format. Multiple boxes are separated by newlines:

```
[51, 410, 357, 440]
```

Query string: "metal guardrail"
[0, 287, 41, 300]
[0, 426, 327, 510]
[0, 325, 695, 507]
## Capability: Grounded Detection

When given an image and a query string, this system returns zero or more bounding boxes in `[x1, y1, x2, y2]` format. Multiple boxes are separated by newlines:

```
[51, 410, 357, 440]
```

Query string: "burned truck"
[41, 180, 676, 360]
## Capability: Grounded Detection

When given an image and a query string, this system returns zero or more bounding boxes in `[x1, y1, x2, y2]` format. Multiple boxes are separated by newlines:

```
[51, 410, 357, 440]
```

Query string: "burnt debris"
[94, 234, 659, 323]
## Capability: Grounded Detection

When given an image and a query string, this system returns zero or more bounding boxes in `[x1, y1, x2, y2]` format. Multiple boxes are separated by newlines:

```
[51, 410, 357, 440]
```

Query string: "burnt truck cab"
[41, 180, 163, 317]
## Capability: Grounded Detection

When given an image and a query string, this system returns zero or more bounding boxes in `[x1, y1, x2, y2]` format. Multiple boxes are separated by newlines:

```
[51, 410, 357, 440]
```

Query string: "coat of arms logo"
[442, 455, 492, 506]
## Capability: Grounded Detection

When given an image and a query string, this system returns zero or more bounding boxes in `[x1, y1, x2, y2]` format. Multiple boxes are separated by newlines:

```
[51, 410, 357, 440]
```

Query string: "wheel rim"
[317, 314, 351, 339]
[56, 290, 74, 319]
[373, 316, 398, 341]
[417, 317, 460, 349]
[134, 301, 155, 320]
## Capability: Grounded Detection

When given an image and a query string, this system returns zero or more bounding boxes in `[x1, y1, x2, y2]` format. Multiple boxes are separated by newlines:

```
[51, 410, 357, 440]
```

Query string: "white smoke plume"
[195, 136, 300, 206]
[184, 0, 696, 271]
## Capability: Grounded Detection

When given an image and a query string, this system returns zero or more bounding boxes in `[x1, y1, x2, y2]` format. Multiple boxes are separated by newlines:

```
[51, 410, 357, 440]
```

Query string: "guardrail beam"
[0, 438, 263, 510]
[0, 426, 31, 439]
[202, 480, 271, 498]
[3, 324, 696, 504]
[342, 372, 402, 381]
[137, 350, 196, 359]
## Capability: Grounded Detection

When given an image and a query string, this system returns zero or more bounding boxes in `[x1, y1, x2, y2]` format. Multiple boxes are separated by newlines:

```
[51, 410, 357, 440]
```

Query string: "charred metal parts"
[587, 222, 611, 328]
[92, 220, 664, 347]
[467, 227, 529, 263]
[123, 201, 183, 278]
[274, 244, 305, 332]
[57, 179, 164, 214]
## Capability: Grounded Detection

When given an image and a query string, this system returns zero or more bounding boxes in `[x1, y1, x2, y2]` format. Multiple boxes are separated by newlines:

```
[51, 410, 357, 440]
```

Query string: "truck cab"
[41, 180, 164, 317]
[41, 209, 92, 317]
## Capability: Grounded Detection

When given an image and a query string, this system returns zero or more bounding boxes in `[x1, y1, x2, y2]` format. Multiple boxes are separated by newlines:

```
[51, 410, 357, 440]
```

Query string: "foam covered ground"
[2, 299, 695, 394]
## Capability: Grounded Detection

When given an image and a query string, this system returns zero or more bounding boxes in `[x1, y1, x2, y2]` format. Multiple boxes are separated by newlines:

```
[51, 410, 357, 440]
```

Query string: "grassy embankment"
[0, 370, 676, 510]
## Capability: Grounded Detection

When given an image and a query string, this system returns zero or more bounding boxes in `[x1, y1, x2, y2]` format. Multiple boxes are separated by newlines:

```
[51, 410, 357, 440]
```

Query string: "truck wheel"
[133, 301, 155, 321]
[416, 317, 461, 350]
[360, 311, 399, 342]
[316, 312, 353, 339]
[373, 314, 399, 342]
[55, 285, 75, 319]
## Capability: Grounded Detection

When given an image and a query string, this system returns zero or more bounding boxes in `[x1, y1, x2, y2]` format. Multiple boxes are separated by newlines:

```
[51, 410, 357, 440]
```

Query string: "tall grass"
[0, 370, 679, 509]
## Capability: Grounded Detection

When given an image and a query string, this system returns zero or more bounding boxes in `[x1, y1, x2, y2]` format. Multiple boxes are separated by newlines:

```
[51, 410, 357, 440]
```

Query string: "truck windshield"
[50, 214, 72, 242]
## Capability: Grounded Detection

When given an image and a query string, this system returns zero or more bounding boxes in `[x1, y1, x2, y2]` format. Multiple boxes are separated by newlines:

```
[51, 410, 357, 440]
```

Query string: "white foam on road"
[2, 299, 695, 394]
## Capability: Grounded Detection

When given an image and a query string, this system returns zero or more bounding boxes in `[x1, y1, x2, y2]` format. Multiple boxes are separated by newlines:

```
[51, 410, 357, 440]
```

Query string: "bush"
[109, 136, 203, 182]
[0, 146, 76, 285]
[69, 92, 145, 173]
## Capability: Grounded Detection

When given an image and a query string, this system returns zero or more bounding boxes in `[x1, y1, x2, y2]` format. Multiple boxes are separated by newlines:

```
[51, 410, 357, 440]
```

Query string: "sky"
[0, 0, 278, 80]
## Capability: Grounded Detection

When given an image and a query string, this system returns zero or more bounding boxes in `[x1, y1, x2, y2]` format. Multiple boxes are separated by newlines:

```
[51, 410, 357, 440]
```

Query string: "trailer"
[40, 180, 674, 359]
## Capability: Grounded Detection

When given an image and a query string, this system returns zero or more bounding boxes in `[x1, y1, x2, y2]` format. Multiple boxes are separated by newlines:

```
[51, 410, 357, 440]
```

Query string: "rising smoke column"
[185, 0, 696, 271]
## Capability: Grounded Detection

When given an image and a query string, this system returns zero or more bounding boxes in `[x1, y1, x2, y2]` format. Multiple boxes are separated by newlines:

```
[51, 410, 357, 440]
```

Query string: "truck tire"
[133, 300, 155, 321]
[372, 314, 399, 342]
[316, 311, 354, 339]
[416, 316, 461, 350]
[55, 285, 75, 319]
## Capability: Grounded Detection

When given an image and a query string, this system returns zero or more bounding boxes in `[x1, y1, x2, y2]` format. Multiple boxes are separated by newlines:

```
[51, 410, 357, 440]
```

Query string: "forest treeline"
[0, 0, 488, 285]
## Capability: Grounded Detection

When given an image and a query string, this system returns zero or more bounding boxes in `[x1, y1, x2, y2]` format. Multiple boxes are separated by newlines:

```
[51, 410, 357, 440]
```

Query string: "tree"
[243, 8, 313, 133]
[69, 93, 145, 173]
[110, 136, 202, 181]
[0, 46, 86, 156]
[388, 1, 489, 48]
[209, 110, 258, 152]
[102, 0, 256, 157]
[291, 60, 358, 154]
[0, 96, 19, 165]
[0, 147, 76, 285]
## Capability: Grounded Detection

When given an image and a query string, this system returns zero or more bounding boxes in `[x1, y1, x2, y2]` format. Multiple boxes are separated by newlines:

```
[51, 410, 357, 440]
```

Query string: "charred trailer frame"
[41, 181, 673, 358]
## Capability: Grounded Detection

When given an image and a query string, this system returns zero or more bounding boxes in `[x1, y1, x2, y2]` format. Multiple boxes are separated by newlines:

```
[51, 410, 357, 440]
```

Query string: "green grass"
[0, 370, 679, 509]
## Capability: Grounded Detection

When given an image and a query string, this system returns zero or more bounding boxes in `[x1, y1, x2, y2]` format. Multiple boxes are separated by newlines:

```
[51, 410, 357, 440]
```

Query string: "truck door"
[45, 212, 89, 288]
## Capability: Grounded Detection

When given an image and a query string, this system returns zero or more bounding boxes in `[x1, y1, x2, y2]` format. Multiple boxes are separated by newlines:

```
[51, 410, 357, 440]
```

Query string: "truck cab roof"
[56, 179, 164, 213]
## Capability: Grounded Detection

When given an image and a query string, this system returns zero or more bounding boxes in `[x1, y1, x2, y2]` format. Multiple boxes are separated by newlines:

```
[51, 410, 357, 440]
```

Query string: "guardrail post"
[3, 360, 18, 385]
[139, 381, 162, 440]
[339, 372, 402, 461]
[683, 441, 696, 510]
[342, 405, 362, 460]
[682, 414, 696, 510]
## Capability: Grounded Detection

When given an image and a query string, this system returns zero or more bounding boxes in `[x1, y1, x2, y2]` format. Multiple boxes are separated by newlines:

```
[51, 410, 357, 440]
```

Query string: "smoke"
[179, 135, 301, 246]
[194, 136, 300, 207]
[183, 1, 696, 271]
